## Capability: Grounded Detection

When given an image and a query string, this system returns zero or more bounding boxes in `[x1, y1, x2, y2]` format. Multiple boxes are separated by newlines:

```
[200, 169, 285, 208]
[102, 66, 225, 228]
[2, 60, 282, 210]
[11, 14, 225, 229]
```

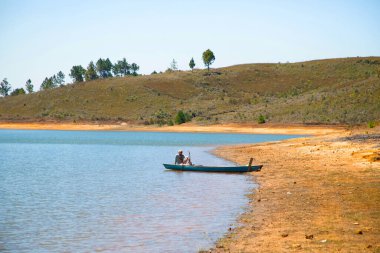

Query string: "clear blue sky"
[1, 0, 379, 89]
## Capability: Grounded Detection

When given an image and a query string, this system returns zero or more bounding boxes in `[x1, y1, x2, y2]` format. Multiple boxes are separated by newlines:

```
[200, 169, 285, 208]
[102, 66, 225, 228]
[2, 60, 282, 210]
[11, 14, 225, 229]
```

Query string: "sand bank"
[0, 121, 343, 135]
[211, 127, 380, 252]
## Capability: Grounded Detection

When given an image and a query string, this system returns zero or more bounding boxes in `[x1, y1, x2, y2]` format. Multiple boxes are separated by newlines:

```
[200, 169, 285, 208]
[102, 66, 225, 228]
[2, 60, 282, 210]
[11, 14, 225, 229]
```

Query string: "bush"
[175, 110, 192, 124]
[258, 114, 266, 124]
[11, 88, 26, 96]
[368, 121, 376, 128]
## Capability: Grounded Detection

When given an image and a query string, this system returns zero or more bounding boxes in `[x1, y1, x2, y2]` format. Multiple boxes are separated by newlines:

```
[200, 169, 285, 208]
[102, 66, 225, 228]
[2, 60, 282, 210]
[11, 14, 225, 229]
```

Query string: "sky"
[0, 0, 379, 89]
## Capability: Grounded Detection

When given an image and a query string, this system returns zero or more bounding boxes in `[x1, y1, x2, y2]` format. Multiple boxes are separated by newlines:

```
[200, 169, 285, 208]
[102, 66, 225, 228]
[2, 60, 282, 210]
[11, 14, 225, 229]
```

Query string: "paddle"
[248, 157, 253, 172]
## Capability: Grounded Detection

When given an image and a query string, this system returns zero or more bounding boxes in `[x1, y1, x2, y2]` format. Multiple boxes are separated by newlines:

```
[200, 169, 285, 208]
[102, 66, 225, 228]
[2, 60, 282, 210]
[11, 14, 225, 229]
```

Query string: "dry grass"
[0, 57, 379, 124]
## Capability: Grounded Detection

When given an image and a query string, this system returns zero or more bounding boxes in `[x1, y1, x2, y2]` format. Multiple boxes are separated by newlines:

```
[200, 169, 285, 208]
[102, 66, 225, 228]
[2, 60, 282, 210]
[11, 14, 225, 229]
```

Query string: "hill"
[0, 57, 379, 125]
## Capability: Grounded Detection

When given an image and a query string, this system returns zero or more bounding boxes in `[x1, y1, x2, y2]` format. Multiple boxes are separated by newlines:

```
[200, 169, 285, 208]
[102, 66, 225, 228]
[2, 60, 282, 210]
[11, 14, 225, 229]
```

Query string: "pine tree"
[0, 78, 11, 96]
[69, 65, 86, 83]
[25, 79, 33, 93]
[56, 71, 65, 86]
[85, 61, 99, 81]
[189, 57, 195, 71]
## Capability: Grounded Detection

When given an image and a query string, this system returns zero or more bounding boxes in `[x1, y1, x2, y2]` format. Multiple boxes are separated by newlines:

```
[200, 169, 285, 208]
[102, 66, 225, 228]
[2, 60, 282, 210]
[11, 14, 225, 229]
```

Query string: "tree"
[112, 62, 121, 76]
[69, 65, 86, 83]
[0, 78, 12, 97]
[56, 71, 65, 86]
[189, 57, 195, 71]
[11, 88, 26, 96]
[119, 58, 131, 76]
[52, 74, 58, 86]
[40, 77, 56, 90]
[96, 58, 113, 78]
[25, 79, 33, 93]
[113, 58, 130, 77]
[131, 63, 140, 76]
[85, 61, 99, 81]
[202, 49, 215, 71]
[170, 59, 178, 71]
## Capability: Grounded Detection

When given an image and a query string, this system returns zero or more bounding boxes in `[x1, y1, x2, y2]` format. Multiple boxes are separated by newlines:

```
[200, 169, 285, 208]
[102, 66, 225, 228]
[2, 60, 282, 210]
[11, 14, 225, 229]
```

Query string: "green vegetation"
[96, 58, 113, 78]
[258, 114, 266, 124]
[69, 65, 86, 83]
[10, 88, 26, 96]
[25, 79, 33, 93]
[175, 110, 192, 124]
[368, 121, 376, 128]
[0, 57, 379, 125]
[113, 58, 131, 77]
[170, 59, 178, 71]
[0, 78, 11, 96]
[202, 49, 215, 71]
[189, 57, 195, 71]
[40, 77, 57, 90]
[85, 61, 98, 81]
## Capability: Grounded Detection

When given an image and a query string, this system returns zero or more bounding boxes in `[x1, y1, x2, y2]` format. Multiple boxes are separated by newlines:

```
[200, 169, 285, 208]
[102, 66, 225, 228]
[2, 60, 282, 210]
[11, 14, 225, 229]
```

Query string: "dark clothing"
[175, 154, 185, 164]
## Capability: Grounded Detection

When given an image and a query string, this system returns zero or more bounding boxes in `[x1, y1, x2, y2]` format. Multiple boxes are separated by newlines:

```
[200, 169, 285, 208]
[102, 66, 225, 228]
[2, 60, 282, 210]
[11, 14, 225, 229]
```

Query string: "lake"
[0, 130, 301, 252]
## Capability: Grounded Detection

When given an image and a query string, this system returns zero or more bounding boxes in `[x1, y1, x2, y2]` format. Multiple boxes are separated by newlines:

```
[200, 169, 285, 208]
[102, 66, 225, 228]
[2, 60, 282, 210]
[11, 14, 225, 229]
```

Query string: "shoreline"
[0, 121, 345, 136]
[211, 126, 380, 252]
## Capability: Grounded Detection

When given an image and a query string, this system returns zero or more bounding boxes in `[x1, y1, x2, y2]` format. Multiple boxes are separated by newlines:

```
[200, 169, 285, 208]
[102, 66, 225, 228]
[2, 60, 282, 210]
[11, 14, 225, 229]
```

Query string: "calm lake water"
[0, 130, 301, 252]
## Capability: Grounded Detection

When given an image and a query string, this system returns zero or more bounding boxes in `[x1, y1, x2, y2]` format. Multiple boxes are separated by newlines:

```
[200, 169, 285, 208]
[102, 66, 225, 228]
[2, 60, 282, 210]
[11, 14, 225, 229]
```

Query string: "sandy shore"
[0, 122, 343, 135]
[211, 127, 380, 252]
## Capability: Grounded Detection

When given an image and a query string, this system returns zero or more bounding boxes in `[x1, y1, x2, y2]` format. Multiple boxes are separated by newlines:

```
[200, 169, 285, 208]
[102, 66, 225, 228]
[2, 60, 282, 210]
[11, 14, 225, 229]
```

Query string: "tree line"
[1, 49, 216, 97]
[0, 57, 140, 97]
[70, 58, 140, 83]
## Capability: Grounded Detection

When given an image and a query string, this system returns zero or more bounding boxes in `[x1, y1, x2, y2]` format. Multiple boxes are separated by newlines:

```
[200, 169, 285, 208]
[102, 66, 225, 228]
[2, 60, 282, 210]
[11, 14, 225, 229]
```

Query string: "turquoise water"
[0, 130, 301, 252]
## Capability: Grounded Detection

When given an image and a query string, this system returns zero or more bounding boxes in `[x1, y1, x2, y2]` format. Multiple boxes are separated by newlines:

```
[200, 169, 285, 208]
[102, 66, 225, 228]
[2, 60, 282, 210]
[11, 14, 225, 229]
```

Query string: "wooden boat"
[163, 158, 262, 173]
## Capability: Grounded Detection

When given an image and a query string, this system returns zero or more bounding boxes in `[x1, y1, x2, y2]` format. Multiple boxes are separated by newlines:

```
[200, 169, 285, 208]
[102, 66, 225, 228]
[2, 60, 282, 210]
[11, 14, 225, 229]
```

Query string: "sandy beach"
[212, 126, 380, 252]
[1, 122, 379, 252]
[0, 121, 343, 135]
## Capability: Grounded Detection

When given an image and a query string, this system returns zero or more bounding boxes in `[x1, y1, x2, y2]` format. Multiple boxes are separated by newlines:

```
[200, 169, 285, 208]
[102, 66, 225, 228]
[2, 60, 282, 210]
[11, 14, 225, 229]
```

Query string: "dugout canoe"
[163, 162, 262, 173]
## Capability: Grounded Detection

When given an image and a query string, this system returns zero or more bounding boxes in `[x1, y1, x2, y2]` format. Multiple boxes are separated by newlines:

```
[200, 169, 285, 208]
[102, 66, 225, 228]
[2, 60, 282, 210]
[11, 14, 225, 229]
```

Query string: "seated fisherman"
[175, 150, 192, 165]
[175, 150, 185, 164]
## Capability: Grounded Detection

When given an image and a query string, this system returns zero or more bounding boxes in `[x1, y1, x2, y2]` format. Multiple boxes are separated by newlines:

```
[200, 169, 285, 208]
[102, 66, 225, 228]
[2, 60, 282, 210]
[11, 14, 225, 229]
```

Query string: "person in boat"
[175, 150, 192, 165]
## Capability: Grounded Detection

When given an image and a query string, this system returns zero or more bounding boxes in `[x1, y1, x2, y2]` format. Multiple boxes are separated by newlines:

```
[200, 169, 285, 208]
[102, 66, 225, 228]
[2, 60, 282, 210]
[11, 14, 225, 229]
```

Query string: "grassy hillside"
[1, 57, 379, 125]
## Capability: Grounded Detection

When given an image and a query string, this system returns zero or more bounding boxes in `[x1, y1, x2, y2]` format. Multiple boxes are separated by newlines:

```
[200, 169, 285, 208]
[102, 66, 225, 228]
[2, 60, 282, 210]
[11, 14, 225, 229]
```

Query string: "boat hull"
[163, 164, 263, 173]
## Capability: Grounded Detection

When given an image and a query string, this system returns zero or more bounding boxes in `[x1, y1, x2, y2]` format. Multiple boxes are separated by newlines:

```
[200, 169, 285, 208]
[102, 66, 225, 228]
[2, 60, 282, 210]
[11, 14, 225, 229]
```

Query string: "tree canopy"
[69, 65, 86, 83]
[85, 61, 98, 81]
[96, 58, 113, 78]
[0, 78, 12, 97]
[189, 57, 195, 71]
[25, 79, 33, 93]
[56, 71, 65, 86]
[113, 58, 131, 76]
[11, 88, 26, 96]
[131, 63, 140, 76]
[202, 49, 215, 71]
[40, 77, 57, 90]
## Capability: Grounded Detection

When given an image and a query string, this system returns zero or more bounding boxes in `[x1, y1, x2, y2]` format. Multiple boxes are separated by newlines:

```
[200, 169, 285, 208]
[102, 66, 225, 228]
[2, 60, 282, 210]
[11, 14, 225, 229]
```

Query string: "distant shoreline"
[0, 121, 345, 136]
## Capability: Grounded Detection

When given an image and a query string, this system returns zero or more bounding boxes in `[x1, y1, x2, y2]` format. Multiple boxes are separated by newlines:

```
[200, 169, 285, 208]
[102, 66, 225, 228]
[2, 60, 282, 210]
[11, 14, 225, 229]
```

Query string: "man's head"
[178, 150, 183, 155]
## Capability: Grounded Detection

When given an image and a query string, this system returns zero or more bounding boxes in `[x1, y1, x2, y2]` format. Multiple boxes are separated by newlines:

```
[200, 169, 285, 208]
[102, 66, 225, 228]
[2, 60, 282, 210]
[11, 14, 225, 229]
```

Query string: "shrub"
[175, 110, 192, 124]
[258, 114, 266, 124]
[367, 121, 376, 128]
